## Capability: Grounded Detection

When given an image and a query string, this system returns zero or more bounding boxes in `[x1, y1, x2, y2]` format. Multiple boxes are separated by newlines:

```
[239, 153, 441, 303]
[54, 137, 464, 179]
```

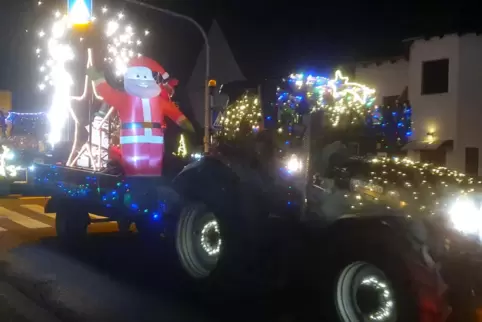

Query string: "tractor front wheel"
[175, 203, 222, 279]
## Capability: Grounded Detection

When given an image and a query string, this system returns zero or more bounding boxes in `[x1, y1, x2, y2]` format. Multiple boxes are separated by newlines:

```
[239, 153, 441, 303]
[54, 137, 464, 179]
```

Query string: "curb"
[0, 282, 62, 322]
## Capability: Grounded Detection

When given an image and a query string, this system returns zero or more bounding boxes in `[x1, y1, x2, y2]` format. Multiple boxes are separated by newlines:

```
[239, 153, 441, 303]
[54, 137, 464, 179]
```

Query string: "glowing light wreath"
[36, 5, 149, 169]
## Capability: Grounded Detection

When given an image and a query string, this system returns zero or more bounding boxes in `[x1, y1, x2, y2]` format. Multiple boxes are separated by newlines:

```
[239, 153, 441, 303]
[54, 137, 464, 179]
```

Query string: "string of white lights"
[36, 4, 148, 169]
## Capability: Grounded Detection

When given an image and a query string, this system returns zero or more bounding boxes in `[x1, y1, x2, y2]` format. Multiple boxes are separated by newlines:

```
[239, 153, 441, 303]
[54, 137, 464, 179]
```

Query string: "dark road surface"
[0, 196, 286, 322]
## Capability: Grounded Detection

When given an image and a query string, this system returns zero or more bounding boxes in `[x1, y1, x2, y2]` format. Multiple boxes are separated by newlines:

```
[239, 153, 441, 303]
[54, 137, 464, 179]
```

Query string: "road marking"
[0, 226, 6, 232]
[0, 207, 50, 229]
[20, 204, 55, 219]
[19, 196, 50, 200]
[20, 204, 105, 220]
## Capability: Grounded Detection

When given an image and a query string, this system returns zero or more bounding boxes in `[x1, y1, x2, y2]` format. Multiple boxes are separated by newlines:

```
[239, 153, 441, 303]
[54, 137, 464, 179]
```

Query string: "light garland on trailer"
[5, 112, 48, 139]
[218, 93, 262, 138]
[36, 4, 149, 168]
[6, 111, 47, 118]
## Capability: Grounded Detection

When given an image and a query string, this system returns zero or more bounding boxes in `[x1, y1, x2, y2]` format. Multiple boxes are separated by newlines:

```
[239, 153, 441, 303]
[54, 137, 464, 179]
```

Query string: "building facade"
[354, 33, 482, 176]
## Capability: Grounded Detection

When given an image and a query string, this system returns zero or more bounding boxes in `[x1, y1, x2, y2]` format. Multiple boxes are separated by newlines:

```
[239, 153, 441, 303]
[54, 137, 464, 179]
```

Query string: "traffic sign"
[67, 0, 93, 25]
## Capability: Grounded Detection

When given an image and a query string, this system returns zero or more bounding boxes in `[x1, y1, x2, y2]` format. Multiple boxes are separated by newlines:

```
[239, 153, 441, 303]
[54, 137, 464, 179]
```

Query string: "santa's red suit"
[94, 57, 190, 176]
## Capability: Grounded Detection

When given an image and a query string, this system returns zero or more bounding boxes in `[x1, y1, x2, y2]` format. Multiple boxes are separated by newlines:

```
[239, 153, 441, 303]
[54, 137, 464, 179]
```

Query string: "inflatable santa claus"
[89, 56, 193, 176]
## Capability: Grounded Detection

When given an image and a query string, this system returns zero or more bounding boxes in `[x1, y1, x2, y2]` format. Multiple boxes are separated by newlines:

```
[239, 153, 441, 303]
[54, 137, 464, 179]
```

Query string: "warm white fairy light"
[284, 70, 376, 127]
[36, 7, 147, 153]
[102, 9, 145, 76]
[38, 14, 74, 146]
[0, 145, 20, 178]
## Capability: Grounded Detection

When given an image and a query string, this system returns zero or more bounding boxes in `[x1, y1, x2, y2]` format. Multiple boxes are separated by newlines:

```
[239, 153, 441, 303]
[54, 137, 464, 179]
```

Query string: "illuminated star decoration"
[282, 70, 376, 127]
[35, 5, 149, 169]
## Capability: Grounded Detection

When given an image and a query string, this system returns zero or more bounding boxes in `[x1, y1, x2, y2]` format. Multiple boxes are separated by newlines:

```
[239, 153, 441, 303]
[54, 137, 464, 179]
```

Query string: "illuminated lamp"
[68, 0, 93, 26]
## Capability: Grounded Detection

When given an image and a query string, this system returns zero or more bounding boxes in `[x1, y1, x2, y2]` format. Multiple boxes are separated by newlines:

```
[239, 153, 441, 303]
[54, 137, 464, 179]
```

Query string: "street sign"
[213, 111, 223, 129]
[67, 0, 93, 25]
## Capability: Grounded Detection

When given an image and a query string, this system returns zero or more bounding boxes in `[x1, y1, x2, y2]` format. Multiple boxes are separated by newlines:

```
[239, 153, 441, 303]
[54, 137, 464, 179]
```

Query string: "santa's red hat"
[128, 56, 169, 80]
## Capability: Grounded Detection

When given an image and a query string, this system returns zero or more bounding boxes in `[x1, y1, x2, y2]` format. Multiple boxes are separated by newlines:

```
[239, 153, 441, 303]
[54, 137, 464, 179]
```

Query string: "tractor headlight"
[285, 154, 302, 174]
[447, 196, 482, 237]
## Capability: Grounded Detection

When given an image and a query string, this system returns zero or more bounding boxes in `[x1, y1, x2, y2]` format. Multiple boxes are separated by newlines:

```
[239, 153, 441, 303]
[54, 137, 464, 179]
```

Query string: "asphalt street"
[0, 195, 284, 322]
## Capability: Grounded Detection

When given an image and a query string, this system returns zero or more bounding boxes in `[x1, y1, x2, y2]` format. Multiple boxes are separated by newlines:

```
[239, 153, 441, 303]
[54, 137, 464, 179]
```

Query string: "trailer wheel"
[176, 203, 222, 279]
[55, 208, 89, 245]
[335, 261, 397, 322]
[117, 219, 132, 233]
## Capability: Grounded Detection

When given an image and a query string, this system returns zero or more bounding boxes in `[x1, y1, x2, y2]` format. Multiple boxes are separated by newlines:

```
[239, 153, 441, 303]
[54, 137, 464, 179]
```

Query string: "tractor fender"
[322, 214, 417, 249]
[172, 157, 242, 209]
[172, 156, 267, 233]
[332, 214, 429, 245]
[319, 214, 441, 277]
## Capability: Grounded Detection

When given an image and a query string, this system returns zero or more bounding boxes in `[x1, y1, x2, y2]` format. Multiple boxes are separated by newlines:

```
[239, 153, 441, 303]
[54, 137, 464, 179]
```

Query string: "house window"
[421, 59, 449, 95]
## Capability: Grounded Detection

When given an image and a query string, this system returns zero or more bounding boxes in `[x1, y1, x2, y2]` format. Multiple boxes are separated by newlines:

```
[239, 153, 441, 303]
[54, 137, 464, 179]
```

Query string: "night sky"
[0, 0, 480, 111]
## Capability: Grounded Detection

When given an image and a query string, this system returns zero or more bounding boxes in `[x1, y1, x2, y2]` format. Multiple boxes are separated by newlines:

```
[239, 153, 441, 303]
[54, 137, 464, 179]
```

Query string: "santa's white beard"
[124, 79, 161, 99]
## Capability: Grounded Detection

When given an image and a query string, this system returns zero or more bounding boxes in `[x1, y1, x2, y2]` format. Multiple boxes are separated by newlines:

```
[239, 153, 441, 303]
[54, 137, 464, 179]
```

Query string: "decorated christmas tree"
[274, 70, 377, 156]
[217, 93, 263, 139]
[276, 70, 376, 128]
[176, 134, 188, 158]
[368, 103, 412, 154]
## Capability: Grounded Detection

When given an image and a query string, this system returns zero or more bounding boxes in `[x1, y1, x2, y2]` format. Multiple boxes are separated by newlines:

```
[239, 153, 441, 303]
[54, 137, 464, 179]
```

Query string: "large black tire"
[300, 229, 433, 322]
[332, 261, 405, 322]
[55, 207, 89, 246]
[117, 219, 132, 234]
[313, 251, 420, 322]
[176, 203, 222, 279]
[174, 193, 265, 292]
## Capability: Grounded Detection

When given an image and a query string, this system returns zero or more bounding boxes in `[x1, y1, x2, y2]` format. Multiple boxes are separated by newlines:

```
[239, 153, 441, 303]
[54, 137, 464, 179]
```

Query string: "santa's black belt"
[122, 122, 162, 129]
